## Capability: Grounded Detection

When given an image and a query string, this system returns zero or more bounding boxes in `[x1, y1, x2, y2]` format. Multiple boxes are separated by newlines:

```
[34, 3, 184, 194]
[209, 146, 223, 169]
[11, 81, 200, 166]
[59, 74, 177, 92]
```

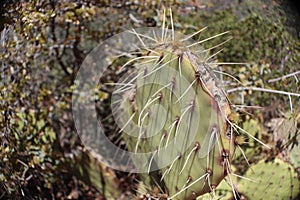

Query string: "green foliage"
[178, 7, 300, 109]
[0, 0, 118, 198]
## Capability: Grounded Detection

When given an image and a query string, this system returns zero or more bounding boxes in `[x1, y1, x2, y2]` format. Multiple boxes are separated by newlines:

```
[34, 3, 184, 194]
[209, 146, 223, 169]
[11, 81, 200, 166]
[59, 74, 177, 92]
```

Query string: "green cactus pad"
[116, 31, 236, 199]
[238, 158, 300, 200]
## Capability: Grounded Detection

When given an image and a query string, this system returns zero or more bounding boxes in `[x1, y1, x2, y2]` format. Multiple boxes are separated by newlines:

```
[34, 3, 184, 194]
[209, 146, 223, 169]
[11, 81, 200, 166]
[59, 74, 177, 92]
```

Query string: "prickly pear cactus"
[114, 25, 236, 199]
[238, 158, 300, 200]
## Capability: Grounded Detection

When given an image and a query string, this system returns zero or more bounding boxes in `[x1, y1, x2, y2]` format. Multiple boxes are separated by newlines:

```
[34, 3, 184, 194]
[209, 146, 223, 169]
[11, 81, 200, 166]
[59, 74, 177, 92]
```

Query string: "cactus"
[113, 10, 237, 199]
[238, 158, 300, 199]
